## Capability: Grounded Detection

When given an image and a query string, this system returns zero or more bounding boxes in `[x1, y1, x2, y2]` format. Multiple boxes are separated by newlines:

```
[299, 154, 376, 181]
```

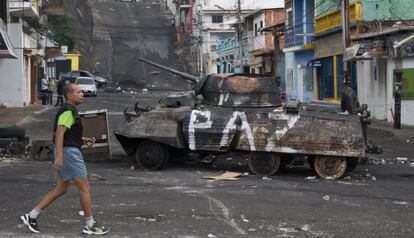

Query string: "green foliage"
[24, 17, 42, 29]
[47, 15, 75, 51]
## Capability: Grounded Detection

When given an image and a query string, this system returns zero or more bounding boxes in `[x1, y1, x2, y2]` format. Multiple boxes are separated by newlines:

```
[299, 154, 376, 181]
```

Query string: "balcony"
[284, 25, 314, 51]
[41, 0, 64, 15]
[9, 0, 39, 18]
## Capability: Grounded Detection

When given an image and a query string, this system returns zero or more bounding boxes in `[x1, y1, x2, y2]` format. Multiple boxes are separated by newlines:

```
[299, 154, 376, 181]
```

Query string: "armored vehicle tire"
[314, 156, 347, 179]
[136, 140, 169, 170]
[247, 152, 281, 176]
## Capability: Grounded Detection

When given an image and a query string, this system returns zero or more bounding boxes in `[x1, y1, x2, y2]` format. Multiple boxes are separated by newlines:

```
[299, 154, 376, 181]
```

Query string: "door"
[30, 57, 38, 104]
[297, 65, 304, 101]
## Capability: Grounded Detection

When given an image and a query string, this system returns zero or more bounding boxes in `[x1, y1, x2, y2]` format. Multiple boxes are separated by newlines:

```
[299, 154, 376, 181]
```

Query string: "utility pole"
[342, 0, 351, 87]
[237, 0, 244, 72]
[197, 4, 203, 75]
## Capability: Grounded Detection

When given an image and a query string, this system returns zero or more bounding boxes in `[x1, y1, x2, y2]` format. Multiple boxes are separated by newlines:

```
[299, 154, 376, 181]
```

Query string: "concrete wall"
[0, 23, 25, 107]
[362, 0, 414, 21]
[201, 0, 284, 10]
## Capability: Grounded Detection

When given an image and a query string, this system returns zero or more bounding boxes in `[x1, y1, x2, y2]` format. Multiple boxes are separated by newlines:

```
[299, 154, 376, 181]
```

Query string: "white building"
[353, 26, 414, 126]
[192, 0, 284, 73]
[0, 0, 43, 107]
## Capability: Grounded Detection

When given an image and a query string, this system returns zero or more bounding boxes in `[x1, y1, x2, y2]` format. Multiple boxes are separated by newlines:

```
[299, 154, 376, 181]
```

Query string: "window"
[0, 0, 7, 24]
[286, 8, 293, 27]
[212, 15, 223, 23]
[254, 23, 258, 36]
[260, 21, 263, 35]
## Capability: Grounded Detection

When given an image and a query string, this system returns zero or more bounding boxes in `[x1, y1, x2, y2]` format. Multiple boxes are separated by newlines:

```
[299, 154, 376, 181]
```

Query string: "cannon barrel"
[139, 58, 199, 83]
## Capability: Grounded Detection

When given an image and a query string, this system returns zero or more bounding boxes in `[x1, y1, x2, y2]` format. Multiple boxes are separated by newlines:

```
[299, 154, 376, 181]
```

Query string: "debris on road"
[204, 171, 242, 181]
[79, 211, 84, 216]
[393, 201, 408, 206]
[262, 176, 272, 181]
[409, 162, 414, 167]
[300, 224, 311, 232]
[322, 195, 330, 201]
[371, 176, 377, 181]
[241, 214, 249, 223]
[344, 176, 351, 180]
[207, 234, 217, 238]
[90, 173, 106, 181]
[304, 176, 317, 181]
[242, 172, 249, 176]
[142, 88, 148, 92]
[396, 157, 408, 164]
[248, 228, 257, 232]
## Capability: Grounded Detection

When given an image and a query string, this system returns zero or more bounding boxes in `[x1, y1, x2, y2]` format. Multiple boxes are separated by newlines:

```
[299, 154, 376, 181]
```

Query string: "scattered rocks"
[241, 214, 249, 223]
[322, 195, 330, 201]
[90, 173, 105, 181]
[300, 224, 311, 232]
[396, 157, 408, 164]
[393, 201, 408, 206]
[248, 228, 257, 232]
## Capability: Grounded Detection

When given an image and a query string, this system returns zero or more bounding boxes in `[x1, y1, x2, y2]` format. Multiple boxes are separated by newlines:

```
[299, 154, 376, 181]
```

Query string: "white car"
[75, 77, 97, 96]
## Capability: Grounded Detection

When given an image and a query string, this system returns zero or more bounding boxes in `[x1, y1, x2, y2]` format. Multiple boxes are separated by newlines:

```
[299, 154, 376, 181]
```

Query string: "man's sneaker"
[82, 221, 109, 235]
[20, 214, 40, 233]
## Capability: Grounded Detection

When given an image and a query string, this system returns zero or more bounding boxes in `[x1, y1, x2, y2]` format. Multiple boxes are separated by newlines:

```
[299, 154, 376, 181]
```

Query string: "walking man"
[20, 83, 109, 235]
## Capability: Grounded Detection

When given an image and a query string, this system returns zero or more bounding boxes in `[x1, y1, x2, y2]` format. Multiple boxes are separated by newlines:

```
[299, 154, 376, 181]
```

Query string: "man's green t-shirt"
[57, 111, 75, 129]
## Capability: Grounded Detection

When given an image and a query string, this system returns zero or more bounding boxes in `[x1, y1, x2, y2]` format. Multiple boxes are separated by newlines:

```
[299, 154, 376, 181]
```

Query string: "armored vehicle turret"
[114, 58, 370, 179]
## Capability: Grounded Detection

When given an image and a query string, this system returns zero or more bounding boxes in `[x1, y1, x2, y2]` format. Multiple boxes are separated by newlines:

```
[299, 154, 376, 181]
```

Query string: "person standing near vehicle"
[40, 76, 48, 105]
[47, 78, 54, 105]
[20, 83, 109, 235]
[55, 78, 64, 107]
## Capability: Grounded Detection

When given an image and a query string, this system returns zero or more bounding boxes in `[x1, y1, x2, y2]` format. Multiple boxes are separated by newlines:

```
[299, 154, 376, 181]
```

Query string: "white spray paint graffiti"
[220, 111, 256, 151]
[218, 93, 230, 106]
[266, 114, 300, 152]
[188, 110, 213, 150]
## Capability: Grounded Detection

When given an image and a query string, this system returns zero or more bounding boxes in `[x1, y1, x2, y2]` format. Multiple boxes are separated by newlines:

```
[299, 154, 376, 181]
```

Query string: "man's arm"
[53, 125, 67, 171]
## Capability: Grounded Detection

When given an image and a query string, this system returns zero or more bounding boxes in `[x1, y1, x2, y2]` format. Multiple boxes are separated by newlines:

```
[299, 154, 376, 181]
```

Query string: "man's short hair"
[63, 83, 76, 99]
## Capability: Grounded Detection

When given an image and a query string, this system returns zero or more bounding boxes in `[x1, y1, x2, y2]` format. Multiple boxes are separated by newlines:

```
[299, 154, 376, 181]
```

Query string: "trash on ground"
[393, 201, 408, 205]
[130, 165, 135, 170]
[142, 88, 148, 92]
[90, 173, 105, 181]
[322, 195, 330, 201]
[207, 234, 217, 238]
[304, 176, 317, 181]
[203, 171, 242, 181]
[396, 157, 408, 164]
[262, 176, 272, 181]
[409, 162, 414, 167]
[78, 211, 84, 216]
[241, 214, 249, 223]
[242, 172, 249, 176]
[344, 176, 351, 180]
[300, 224, 310, 232]
[248, 228, 257, 232]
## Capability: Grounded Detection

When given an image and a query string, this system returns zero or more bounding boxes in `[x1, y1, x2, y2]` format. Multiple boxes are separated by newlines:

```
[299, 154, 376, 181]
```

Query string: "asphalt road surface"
[0, 89, 413, 237]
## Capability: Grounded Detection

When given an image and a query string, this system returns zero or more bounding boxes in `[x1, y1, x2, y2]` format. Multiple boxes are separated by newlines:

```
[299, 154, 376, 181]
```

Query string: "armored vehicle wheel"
[314, 156, 347, 179]
[247, 152, 281, 176]
[136, 140, 169, 170]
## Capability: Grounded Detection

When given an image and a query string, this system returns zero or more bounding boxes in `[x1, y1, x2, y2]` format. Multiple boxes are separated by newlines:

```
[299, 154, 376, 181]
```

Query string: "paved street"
[0, 90, 413, 237]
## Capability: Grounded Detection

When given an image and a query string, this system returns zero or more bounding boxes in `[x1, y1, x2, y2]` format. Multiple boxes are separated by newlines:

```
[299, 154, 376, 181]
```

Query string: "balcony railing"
[9, 0, 39, 17]
[284, 27, 304, 48]
[41, 0, 64, 15]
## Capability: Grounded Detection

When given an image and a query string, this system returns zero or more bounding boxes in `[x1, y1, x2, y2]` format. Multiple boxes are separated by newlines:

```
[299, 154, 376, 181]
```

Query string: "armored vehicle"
[114, 58, 370, 179]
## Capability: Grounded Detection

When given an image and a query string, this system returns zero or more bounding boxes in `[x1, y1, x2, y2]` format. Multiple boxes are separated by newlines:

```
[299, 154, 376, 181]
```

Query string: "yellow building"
[64, 53, 81, 71]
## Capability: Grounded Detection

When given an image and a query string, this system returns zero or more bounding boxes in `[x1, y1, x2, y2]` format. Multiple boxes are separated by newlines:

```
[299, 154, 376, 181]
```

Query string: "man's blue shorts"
[53, 147, 88, 181]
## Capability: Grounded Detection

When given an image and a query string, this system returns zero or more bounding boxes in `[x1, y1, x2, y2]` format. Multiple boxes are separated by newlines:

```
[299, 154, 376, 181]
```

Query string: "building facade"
[283, 0, 315, 102]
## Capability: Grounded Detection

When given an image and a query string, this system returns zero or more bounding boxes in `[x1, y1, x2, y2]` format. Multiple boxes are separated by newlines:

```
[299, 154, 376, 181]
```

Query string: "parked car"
[75, 77, 97, 96]
[61, 70, 108, 87]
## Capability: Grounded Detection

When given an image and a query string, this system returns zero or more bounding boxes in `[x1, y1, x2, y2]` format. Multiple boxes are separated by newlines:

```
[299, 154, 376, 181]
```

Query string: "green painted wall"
[315, 0, 414, 20]
[362, 0, 414, 21]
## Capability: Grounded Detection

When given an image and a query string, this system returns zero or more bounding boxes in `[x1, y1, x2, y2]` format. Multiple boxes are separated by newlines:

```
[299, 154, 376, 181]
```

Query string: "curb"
[15, 106, 50, 126]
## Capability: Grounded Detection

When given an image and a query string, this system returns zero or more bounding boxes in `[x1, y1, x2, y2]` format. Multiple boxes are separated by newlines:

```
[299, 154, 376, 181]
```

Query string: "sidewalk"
[0, 104, 49, 126]
[368, 119, 414, 144]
